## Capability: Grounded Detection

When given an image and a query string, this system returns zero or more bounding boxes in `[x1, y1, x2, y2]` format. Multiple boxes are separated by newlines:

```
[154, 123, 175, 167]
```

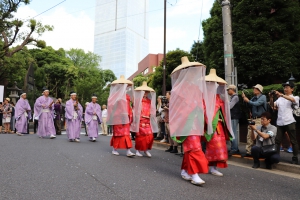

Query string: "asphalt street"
[0, 133, 299, 200]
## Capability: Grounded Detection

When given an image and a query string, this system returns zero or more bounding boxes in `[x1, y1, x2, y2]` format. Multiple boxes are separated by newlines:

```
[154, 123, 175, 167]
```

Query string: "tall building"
[94, 0, 149, 78]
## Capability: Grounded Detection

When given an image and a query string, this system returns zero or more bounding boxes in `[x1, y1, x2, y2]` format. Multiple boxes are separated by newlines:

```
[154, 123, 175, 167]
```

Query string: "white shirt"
[102, 109, 107, 118]
[275, 95, 299, 126]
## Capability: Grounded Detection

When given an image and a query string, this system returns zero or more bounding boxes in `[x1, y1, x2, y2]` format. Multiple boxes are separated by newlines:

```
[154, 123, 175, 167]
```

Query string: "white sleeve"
[294, 96, 299, 106]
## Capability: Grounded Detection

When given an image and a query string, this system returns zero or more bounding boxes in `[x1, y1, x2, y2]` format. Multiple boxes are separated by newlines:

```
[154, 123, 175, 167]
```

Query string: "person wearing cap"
[85, 94, 102, 142]
[65, 91, 83, 142]
[107, 75, 135, 157]
[15, 92, 32, 136]
[54, 98, 62, 135]
[227, 84, 241, 155]
[101, 105, 108, 136]
[242, 84, 267, 157]
[169, 57, 209, 186]
[131, 82, 158, 157]
[204, 69, 234, 177]
[274, 81, 299, 164]
[34, 88, 56, 139]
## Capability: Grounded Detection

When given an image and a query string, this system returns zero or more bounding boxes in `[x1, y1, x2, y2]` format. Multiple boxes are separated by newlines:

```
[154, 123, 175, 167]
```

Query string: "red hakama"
[181, 136, 209, 175]
[135, 98, 154, 151]
[110, 94, 133, 149]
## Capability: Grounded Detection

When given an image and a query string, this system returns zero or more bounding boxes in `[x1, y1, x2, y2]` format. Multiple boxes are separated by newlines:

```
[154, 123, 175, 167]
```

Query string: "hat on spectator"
[5, 98, 10, 102]
[226, 85, 237, 90]
[253, 84, 263, 93]
[205, 69, 227, 84]
[135, 81, 154, 92]
[111, 75, 133, 85]
[282, 81, 295, 88]
[171, 56, 205, 74]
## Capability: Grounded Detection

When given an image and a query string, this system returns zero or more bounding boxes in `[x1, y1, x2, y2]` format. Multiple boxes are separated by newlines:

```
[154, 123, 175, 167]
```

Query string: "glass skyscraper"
[94, 0, 149, 78]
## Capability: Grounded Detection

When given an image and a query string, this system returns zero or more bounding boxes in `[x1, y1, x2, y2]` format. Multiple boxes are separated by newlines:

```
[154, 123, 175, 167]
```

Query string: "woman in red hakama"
[108, 75, 135, 157]
[135, 97, 153, 157]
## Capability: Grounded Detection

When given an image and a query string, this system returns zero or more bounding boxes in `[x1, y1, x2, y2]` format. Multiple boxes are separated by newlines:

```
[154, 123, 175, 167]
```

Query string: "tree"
[133, 74, 148, 88]
[202, 0, 300, 86]
[151, 48, 191, 95]
[190, 41, 205, 64]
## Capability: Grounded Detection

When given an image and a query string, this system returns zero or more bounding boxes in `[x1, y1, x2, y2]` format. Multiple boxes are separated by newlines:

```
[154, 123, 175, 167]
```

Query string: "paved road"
[0, 134, 299, 200]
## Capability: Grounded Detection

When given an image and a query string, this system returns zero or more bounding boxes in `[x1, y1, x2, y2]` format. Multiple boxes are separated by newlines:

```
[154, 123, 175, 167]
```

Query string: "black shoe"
[170, 146, 178, 153]
[165, 146, 173, 152]
[242, 153, 252, 158]
[265, 159, 272, 170]
[292, 157, 298, 164]
[228, 150, 240, 156]
[252, 162, 260, 169]
[154, 137, 162, 141]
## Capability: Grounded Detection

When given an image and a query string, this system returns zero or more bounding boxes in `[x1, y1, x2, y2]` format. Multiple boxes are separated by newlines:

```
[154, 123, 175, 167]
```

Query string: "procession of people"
[4, 56, 299, 187]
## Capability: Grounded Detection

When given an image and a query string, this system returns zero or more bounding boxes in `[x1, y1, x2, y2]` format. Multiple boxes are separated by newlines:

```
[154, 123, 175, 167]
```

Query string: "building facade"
[128, 53, 163, 80]
[94, 0, 149, 78]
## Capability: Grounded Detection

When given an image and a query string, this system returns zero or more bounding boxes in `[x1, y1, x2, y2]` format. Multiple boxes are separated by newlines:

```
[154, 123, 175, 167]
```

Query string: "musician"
[65, 91, 83, 142]
[34, 87, 56, 139]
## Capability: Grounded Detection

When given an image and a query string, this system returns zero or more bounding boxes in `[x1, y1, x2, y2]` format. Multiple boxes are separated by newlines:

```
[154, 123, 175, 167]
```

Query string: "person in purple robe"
[65, 91, 83, 142]
[34, 87, 56, 139]
[85, 94, 102, 142]
[15, 91, 32, 136]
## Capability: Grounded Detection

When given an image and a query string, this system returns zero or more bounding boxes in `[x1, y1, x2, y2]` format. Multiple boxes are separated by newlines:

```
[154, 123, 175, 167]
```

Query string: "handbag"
[291, 103, 300, 117]
[260, 126, 277, 156]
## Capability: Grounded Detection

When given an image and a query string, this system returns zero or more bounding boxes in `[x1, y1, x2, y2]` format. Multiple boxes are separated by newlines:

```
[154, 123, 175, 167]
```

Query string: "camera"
[238, 83, 248, 91]
[161, 96, 168, 108]
[248, 119, 255, 125]
[270, 90, 276, 95]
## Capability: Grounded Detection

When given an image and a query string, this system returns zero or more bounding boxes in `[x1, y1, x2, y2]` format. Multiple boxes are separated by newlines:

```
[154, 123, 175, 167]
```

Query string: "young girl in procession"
[131, 82, 158, 157]
[107, 75, 135, 157]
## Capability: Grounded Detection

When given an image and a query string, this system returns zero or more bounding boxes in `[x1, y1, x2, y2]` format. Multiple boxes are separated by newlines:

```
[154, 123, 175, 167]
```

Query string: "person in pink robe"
[15, 91, 32, 136]
[85, 94, 102, 142]
[34, 88, 56, 139]
[65, 91, 83, 142]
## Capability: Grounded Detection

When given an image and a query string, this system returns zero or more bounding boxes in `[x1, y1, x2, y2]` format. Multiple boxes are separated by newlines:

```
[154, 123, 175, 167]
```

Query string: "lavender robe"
[65, 99, 83, 140]
[34, 96, 56, 137]
[15, 98, 32, 134]
[85, 102, 102, 138]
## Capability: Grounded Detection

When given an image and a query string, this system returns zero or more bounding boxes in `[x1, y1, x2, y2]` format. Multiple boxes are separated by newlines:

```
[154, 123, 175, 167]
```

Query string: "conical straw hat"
[134, 81, 154, 92]
[111, 75, 133, 85]
[171, 56, 206, 74]
[205, 69, 227, 84]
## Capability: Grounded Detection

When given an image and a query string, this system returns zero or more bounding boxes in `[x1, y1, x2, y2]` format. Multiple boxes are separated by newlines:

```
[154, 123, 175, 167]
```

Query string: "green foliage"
[133, 74, 148, 88]
[202, 0, 300, 85]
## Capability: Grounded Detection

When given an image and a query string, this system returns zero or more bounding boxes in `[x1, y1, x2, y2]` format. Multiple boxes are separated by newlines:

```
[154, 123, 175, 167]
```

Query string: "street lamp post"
[289, 73, 296, 84]
[162, 0, 167, 96]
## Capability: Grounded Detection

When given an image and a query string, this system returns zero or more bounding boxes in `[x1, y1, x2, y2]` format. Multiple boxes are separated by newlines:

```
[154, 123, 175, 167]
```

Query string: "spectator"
[274, 81, 299, 164]
[10, 102, 15, 133]
[242, 84, 267, 157]
[101, 105, 108, 136]
[164, 91, 178, 153]
[249, 112, 279, 169]
[33, 112, 39, 134]
[227, 85, 241, 155]
[83, 102, 89, 136]
[107, 125, 113, 135]
[54, 99, 62, 135]
[155, 96, 165, 140]
[2, 98, 12, 134]
[0, 102, 3, 133]
[280, 132, 293, 153]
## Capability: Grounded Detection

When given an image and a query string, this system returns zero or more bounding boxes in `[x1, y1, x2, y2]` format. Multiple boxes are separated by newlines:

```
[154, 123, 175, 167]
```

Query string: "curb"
[152, 141, 300, 174]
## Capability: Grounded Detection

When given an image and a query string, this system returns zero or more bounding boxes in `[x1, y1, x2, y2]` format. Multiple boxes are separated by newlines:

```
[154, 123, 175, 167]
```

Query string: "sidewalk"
[152, 140, 300, 174]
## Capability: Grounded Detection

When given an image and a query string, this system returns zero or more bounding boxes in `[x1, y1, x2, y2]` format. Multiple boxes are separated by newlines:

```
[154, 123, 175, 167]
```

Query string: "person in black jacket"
[227, 85, 241, 155]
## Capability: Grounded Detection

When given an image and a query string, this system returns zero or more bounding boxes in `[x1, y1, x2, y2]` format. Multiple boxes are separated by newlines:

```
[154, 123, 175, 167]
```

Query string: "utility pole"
[221, 0, 235, 85]
[162, 0, 167, 96]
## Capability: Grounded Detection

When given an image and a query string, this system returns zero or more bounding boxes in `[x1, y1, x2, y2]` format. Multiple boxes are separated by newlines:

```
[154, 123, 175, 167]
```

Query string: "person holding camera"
[164, 91, 179, 153]
[249, 112, 279, 169]
[274, 81, 299, 164]
[242, 84, 267, 157]
[227, 85, 241, 155]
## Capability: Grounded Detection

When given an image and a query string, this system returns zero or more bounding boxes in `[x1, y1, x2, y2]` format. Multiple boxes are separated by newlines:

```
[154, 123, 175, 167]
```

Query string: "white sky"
[15, 0, 215, 54]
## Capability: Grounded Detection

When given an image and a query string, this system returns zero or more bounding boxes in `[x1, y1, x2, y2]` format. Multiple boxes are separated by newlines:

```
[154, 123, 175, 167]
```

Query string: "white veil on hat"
[107, 84, 132, 125]
[130, 91, 158, 133]
[170, 66, 207, 137]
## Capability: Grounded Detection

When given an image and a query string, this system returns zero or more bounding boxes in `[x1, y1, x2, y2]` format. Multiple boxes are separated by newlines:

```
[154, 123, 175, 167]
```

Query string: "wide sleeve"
[65, 101, 73, 120]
